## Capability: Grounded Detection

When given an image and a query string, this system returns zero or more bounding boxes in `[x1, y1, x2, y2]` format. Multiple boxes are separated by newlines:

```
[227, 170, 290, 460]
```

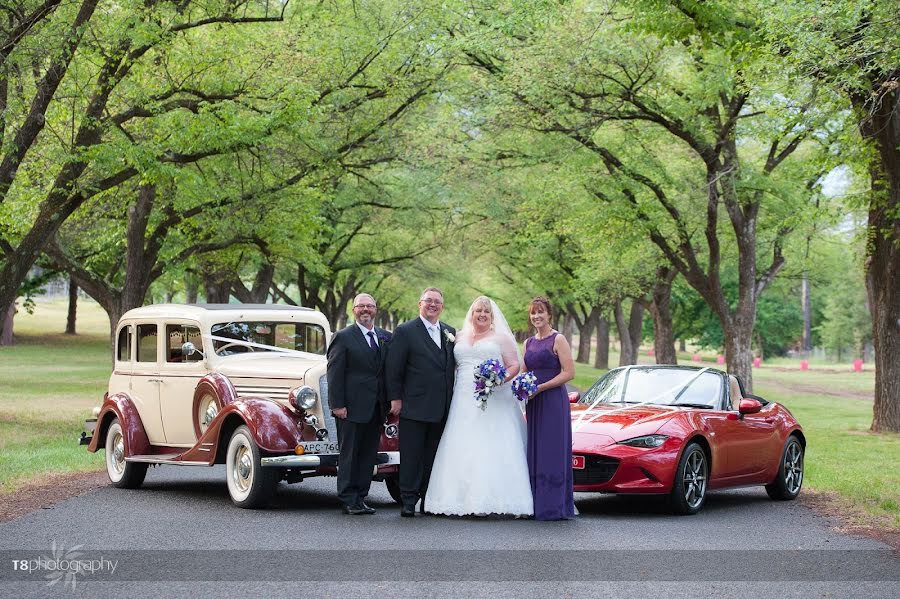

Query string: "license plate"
[573, 455, 585, 470]
[298, 441, 340, 454]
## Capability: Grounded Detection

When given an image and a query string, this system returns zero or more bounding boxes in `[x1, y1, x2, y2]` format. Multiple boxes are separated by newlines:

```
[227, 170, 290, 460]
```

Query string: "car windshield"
[579, 367, 722, 409]
[211, 321, 327, 356]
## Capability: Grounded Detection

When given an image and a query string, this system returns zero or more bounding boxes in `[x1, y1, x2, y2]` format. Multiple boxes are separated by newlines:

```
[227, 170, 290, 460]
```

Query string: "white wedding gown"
[425, 338, 534, 516]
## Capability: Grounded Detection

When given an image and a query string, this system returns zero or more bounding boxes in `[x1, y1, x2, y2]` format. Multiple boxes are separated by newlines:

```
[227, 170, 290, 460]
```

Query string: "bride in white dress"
[425, 296, 534, 517]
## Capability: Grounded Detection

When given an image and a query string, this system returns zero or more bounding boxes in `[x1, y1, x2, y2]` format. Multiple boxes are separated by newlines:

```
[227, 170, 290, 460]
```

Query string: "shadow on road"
[139, 469, 773, 519]
[575, 490, 772, 517]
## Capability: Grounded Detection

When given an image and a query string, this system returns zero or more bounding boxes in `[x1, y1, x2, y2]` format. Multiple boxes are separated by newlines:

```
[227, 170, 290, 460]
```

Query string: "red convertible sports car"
[570, 365, 805, 514]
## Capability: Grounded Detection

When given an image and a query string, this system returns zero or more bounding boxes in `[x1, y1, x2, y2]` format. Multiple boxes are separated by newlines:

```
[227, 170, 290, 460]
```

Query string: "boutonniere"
[377, 332, 391, 344]
[443, 329, 455, 344]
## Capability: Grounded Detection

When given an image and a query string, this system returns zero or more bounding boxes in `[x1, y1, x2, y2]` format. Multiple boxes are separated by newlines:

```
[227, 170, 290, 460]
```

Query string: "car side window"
[117, 325, 132, 362]
[166, 324, 203, 363]
[278, 323, 327, 355]
[136, 324, 158, 363]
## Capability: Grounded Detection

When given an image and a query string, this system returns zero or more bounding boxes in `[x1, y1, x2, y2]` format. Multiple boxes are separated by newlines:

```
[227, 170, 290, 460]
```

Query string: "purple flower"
[473, 358, 507, 411]
[511, 371, 538, 402]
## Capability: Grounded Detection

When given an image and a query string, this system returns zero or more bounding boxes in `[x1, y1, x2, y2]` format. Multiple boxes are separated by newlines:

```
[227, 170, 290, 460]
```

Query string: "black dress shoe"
[343, 504, 366, 515]
[359, 501, 376, 515]
[400, 505, 416, 518]
[419, 500, 426, 514]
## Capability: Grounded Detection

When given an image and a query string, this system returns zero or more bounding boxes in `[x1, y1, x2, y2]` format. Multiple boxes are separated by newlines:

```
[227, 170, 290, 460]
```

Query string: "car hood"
[213, 353, 323, 381]
[571, 403, 680, 442]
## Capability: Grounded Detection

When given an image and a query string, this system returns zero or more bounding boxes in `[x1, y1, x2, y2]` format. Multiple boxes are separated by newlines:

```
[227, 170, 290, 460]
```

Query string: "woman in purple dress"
[523, 297, 576, 521]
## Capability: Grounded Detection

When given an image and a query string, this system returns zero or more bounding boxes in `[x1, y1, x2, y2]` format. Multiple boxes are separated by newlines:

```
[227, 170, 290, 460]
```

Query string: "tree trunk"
[203, 272, 231, 303]
[106, 305, 122, 362]
[594, 315, 609, 370]
[231, 263, 275, 304]
[624, 300, 643, 365]
[801, 271, 812, 353]
[856, 85, 900, 432]
[614, 299, 634, 366]
[679, 338, 686, 352]
[566, 302, 599, 365]
[185, 272, 199, 304]
[723, 314, 755, 392]
[561, 311, 575, 346]
[576, 308, 599, 364]
[65, 275, 77, 335]
[0, 302, 14, 346]
[649, 266, 678, 364]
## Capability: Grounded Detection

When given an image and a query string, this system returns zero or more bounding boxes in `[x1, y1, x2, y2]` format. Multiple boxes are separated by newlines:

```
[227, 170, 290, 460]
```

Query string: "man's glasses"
[420, 299, 443, 305]
[354, 304, 376, 309]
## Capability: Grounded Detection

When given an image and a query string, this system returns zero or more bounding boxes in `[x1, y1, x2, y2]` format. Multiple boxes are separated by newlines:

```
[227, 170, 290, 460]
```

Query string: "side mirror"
[568, 391, 580, 403]
[181, 342, 203, 359]
[739, 398, 762, 415]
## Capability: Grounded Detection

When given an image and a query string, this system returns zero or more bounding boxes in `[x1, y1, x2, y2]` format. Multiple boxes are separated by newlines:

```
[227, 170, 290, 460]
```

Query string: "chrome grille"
[234, 384, 292, 401]
[318, 374, 338, 443]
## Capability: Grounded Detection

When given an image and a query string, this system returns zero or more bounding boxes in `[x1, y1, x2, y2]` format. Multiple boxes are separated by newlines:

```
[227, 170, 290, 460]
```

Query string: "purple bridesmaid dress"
[524, 332, 576, 520]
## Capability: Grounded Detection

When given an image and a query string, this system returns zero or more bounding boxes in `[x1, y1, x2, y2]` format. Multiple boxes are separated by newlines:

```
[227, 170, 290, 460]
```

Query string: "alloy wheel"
[682, 449, 707, 509]
[783, 440, 803, 495]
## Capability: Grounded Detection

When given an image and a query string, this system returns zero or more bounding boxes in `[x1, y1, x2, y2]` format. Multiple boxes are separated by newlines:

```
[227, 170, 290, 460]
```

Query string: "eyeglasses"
[420, 299, 443, 305]
[354, 304, 376, 309]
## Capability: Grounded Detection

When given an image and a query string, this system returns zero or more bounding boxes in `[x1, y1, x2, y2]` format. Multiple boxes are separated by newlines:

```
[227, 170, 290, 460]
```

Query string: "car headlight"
[618, 434, 669, 448]
[290, 386, 318, 410]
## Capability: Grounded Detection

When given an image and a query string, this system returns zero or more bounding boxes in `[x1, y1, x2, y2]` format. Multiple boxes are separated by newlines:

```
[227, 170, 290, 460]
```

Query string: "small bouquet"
[511, 371, 538, 402]
[474, 358, 507, 411]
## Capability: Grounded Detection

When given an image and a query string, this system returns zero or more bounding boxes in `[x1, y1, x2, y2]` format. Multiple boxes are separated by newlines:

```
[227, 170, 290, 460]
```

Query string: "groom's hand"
[389, 400, 401, 416]
[332, 407, 348, 419]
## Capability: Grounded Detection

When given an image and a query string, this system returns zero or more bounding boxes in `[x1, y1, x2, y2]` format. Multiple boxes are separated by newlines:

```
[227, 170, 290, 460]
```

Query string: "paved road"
[1, 466, 897, 598]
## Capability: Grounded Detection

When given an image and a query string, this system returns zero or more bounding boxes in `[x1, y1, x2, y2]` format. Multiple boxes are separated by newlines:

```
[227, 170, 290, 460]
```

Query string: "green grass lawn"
[1, 298, 896, 529]
[0, 300, 109, 492]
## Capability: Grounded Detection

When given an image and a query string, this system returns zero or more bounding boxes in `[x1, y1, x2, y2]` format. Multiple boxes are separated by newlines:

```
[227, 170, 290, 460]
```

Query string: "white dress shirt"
[419, 316, 441, 347]
[356, 322, 377, 347]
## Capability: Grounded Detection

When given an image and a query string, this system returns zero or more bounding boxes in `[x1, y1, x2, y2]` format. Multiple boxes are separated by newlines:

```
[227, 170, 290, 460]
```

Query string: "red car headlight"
[617, 434, 669, 448]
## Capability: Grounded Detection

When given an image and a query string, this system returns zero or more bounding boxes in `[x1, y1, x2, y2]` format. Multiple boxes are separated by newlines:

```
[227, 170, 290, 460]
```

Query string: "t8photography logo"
[10, 541, 118, 591]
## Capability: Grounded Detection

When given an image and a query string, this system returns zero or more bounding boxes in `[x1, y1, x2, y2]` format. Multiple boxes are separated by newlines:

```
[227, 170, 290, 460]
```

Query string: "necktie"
[367, 331, 378, 350]
[430, 325, 440, 347]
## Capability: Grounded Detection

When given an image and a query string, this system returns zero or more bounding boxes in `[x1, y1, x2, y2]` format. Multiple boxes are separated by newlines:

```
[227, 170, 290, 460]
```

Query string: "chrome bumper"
[261, 451, 400, 468]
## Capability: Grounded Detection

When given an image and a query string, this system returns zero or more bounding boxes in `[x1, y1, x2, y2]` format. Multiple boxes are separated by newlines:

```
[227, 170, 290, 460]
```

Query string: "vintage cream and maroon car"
[81, 304, 400, 508]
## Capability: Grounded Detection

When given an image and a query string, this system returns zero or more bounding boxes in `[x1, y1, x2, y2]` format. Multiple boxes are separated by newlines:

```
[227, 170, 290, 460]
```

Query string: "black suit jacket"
[385, 318, 456, 423]
[326, 324, 391, 424]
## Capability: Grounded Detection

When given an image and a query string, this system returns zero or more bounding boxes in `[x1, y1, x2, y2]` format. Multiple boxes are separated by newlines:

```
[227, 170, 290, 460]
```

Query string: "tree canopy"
[0, 0, 896, 430]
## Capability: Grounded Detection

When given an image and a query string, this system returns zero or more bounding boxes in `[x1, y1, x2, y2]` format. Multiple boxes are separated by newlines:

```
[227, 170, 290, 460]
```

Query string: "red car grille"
[573, 456, 619, 485]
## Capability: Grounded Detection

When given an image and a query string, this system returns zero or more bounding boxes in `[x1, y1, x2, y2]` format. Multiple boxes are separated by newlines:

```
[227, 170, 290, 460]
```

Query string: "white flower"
[443, 330, 455, 343]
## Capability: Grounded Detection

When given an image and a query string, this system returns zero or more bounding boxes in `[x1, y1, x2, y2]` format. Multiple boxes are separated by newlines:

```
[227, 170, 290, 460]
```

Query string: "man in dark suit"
[327, 293, 391, 515]
[385, 287, 456, 517]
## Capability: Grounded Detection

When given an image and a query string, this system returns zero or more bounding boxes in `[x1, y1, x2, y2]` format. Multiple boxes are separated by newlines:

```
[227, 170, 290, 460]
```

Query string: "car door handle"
[148, 378, 163, 383]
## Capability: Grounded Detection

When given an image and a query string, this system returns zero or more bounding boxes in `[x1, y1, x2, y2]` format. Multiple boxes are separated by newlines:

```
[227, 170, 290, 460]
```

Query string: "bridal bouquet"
[473, 358, 507, 411]
[511, 371, 538, 402]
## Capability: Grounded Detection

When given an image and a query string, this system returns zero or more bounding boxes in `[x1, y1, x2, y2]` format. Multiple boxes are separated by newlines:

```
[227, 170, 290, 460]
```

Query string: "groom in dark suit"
[385, 287, 456, 517]
[327, 293, 391, 515]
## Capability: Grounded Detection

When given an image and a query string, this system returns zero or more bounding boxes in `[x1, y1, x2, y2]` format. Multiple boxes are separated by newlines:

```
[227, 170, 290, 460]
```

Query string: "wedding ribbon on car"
[208, 335, 321, 356]
[571, 366, 712, 435]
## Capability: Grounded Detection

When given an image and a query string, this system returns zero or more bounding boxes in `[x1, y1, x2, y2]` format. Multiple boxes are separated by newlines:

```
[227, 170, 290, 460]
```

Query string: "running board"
[126, 454, 211, 466]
